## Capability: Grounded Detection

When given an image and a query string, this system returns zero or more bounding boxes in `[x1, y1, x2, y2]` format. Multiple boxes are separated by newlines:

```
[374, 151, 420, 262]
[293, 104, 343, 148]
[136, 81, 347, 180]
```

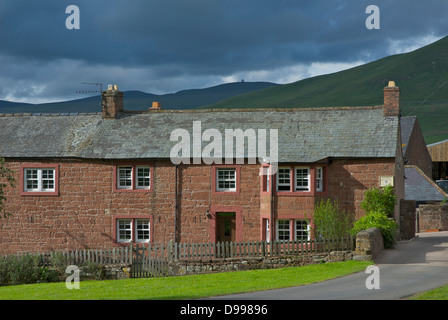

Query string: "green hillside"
[205, 36, 448, 144]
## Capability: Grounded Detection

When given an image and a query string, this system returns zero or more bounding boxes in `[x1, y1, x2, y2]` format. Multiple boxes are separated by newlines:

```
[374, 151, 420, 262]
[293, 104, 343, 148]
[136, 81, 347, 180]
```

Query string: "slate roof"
[404, 166, 447, 201]
[0, 107, 399, 163]
[400, 116, 416, 156]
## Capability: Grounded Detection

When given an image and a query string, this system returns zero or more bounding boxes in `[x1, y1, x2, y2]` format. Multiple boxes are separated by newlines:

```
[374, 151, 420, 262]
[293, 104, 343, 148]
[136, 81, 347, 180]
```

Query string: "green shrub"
[353, 186, 398, 248]
[351, 211, 398, 248]
[312, 199, 354, 239]
[0, 254, 42, 285]
[361, 185, 396, 217]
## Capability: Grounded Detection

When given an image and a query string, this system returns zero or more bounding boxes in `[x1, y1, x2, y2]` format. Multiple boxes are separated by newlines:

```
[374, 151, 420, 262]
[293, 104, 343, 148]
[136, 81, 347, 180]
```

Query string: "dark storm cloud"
[0, 0, 447, 102]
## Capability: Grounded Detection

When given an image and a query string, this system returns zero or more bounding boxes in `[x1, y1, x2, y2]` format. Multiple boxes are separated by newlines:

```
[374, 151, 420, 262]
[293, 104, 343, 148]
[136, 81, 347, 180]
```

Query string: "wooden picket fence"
[130, 236, 354, 278]
[9, 236, 354, 279]
[37, 246, 133, 267]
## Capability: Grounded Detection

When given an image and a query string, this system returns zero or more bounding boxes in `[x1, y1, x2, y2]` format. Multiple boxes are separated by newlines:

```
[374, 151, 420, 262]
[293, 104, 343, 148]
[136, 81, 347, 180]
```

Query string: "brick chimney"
[102, 84, 123, 119]
[383, 81, 400, 117]
[150, 101, 162, 110]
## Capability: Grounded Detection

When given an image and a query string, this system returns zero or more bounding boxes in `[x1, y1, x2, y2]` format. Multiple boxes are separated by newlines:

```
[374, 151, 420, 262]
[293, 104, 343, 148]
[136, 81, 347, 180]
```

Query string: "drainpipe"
[270, 165, 274, 243]
[175, 164, 178, 243]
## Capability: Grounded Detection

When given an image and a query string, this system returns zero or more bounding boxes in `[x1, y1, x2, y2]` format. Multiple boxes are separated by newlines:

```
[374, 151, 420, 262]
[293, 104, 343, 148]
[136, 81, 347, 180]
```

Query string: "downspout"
[270, 165, 274, 243]
[175, 164, 178, 243]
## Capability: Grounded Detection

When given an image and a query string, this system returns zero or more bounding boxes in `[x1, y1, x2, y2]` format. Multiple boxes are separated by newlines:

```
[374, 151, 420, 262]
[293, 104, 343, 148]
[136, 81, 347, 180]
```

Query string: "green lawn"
[409, 284, 448, 300]
[0, 260, 372, 300]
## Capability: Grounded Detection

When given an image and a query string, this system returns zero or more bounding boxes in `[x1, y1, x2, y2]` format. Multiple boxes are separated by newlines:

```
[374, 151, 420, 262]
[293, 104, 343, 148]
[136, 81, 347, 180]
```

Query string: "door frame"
[216, 212, 236, 242]
[208, 205, 243, 243]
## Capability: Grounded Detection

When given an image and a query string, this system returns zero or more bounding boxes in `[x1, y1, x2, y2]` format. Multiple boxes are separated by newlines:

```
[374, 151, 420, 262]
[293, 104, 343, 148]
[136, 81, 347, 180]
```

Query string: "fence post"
[168, 239, 173, 263]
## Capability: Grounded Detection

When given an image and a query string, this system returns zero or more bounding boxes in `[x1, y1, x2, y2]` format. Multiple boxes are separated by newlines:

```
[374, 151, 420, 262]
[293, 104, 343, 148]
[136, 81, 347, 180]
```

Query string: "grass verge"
[408, 284, 448, 300]
[0, 260, 372, 300]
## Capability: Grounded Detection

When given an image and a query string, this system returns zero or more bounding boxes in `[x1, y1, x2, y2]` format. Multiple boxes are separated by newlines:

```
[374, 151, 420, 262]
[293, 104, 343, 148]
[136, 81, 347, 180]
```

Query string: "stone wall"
[400, 199, 416, 240]
[169, 251, 355, 276]
[353, 228, 384, 261]
[418, 203, 448, 232]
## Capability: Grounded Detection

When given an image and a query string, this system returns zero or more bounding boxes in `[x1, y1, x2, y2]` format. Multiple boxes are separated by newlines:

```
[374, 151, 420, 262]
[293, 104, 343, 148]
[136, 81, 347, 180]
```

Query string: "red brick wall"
[0, 157, 399, 254]
[327, 158, 396, 219]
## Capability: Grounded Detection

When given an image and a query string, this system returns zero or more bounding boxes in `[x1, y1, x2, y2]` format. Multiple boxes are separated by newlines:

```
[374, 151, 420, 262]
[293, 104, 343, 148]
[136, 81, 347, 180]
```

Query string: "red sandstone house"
[0, 82, 407, 254]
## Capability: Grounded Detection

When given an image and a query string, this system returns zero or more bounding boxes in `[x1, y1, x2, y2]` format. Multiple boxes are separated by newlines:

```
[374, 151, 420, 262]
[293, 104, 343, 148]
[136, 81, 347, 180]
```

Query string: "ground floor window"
[276, 219, 310, 241]
[116, 218, 150, 243]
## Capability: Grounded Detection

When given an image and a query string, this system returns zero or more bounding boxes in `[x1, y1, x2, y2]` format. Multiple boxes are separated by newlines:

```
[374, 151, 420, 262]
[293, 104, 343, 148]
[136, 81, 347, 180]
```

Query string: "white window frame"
[135, 166, 151, 189]
[135, 219, 150, 242]
[276, 219, 291, 241]
[295, 220, 310, 241]
[24, 168, 55, 192]
[117, 166, 151, 190]
[295, 166, 310, 192]
[117, 166, 133, 189]
[276, 167, 291, 192]
[316, 166, 323, 192]
[117, 218, 150, 243]
[117, 219, 133, 243]
[216, 168, 236, 192]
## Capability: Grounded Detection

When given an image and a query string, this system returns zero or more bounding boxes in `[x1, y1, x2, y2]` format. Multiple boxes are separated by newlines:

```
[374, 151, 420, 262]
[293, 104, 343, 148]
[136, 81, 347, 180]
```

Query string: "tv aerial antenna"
[76, 82, 104, 110]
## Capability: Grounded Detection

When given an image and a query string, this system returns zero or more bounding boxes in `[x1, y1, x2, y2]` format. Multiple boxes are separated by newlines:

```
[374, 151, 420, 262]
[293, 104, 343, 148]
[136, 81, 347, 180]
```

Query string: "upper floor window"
[212, 165, 240, 195]
[274, 165, 326, 194]
[114, 163, 153, 192]
[20, 164, 59, 196]
[24, 168, 55, 192]
[277, 167, 291, 191]
[316, 166, 323, 192]
[295, 167, 310, 192]
[216, 168, 236, 192]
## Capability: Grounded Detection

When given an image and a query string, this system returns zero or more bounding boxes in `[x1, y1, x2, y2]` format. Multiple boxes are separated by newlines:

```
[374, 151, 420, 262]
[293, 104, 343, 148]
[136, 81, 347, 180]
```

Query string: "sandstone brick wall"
[418, 203, 448, 232]
[326, 159, 396, 219]
[1, 157, 400, 254]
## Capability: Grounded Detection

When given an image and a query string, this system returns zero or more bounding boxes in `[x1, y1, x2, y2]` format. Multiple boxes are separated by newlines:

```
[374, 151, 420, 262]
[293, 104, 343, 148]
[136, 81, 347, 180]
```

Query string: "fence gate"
[131, 243, 169, 278]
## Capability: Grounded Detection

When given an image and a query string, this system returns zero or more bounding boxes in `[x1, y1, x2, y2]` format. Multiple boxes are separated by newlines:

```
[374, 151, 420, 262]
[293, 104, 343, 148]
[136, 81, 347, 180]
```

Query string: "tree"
[0, 157, 15, 218]
[360, 185, 396, 217]
[312, 199, 354, 239]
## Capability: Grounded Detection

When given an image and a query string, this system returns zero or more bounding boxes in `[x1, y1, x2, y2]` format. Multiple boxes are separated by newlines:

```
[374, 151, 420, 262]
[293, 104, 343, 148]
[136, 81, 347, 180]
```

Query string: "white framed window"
[136, 166, 151, 189]
[295, 167, 310, 192]
[295, 220, 310, 241]
[117, 219, 133, 242]
[277, 167, 291, 191]
[135, 219, 150, 242]
[216, 168, 236, 191]
[276, 219, 290, 241]
[316, 166, 323, 192]
[117, 166, 133, 189]
[24, 168, 55, 192]
[116, 165, 151, 190]
[117, 218, 150, 243]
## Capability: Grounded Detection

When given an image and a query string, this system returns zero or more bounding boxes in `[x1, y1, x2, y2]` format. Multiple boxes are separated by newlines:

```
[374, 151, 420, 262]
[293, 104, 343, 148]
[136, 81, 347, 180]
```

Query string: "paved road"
[211, 231, 448, 300]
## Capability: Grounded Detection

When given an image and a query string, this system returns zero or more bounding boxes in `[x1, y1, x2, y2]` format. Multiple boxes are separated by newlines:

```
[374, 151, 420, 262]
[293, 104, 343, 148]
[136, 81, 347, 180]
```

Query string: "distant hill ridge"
[205, 35, 448, 144]
[0, 81, 277, 114]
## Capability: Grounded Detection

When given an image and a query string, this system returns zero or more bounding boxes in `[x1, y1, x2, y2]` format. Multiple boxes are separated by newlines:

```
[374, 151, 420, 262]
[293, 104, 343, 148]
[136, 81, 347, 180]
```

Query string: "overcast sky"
[1, 0, 447, 103]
